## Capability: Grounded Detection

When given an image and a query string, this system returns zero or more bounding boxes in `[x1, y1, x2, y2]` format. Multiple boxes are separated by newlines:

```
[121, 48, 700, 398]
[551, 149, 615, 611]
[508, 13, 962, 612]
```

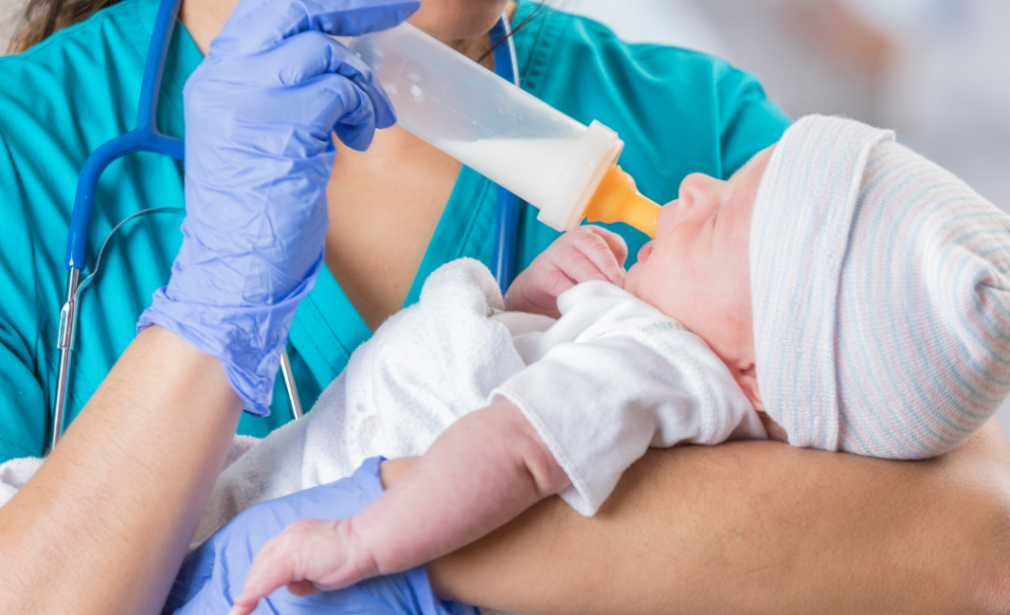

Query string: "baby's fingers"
[227, 522, 328, 615]
[585, 226, 629, 268]
[564, 227, 627, 286]
[227, 552, 298, 615]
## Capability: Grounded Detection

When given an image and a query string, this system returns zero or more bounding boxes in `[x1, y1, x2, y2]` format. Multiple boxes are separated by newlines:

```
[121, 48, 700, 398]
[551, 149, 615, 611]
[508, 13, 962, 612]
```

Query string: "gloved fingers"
[328, 38, 398, 131]
[273, 32, 397, 132]
[303, 33, 398, 134]
[302, 72, 382, 151]
[332, 77, 397, 148]
[243, 31, 368, 86]
[299, 0, 420, 37]
[334, 99, 383, 152]
[311, 70, 394, 151]
[214, 0, 420, 57]
[220, 33, 395, 147]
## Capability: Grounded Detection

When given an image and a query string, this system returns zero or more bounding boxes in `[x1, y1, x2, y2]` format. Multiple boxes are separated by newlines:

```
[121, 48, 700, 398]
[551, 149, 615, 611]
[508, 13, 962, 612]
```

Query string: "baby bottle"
[337, 23, 662, 237]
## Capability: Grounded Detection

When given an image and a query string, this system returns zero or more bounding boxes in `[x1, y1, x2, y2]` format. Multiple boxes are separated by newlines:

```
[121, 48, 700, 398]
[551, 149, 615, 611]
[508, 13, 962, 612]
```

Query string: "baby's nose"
[656, 199, 687, 235]
[678, 173, 724, 211]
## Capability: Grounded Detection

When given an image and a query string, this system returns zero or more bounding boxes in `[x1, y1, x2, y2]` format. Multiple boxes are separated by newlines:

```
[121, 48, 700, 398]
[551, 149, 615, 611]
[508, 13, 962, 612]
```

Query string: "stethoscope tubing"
[51, 1, 520, 452]
[53, 0, 186, 453]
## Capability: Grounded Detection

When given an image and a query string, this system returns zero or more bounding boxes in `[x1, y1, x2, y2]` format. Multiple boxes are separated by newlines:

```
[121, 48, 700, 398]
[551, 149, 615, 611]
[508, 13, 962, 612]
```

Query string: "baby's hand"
[226, 518, 377, 615]
[505, 226, 628, 317]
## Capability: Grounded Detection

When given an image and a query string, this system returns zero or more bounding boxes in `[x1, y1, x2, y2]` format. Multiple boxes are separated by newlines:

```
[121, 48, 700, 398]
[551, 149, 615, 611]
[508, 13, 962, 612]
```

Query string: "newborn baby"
[223, 115, 1010, 614]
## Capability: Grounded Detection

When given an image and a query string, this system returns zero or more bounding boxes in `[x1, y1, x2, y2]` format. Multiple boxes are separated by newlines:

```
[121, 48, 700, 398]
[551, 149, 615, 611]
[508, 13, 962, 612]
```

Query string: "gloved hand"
[162, 458, 478, 615]
[138, 0, 420, 415]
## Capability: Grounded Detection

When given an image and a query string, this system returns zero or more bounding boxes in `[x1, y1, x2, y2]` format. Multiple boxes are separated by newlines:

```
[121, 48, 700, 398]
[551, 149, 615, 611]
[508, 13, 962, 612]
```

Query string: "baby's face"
[624, 146, 774, 407]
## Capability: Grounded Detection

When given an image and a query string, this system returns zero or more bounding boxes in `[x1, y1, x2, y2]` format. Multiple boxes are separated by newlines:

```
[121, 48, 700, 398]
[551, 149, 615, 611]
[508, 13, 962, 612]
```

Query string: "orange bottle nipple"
[582, 165, 661, 238]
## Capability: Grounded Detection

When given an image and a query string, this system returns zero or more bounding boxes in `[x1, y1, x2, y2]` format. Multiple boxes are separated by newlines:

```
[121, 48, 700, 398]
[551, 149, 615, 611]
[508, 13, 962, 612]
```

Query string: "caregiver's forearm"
[427, 419, 1010, 615]
[0, 325, 243, 615]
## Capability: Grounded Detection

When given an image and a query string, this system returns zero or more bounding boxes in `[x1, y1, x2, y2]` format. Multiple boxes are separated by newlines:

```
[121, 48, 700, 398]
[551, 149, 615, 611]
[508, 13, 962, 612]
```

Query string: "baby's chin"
[623, 263, 643, 299]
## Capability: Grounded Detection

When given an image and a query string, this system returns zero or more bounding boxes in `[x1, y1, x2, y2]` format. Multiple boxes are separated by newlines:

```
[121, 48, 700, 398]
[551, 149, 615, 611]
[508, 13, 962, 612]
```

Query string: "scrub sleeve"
[0, 0, 790, 463]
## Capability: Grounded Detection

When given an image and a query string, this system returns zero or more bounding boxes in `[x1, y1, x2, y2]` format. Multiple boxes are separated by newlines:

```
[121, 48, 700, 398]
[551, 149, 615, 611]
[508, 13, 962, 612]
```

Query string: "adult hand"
[163, 458, 476, 615]
[138, 0, 420, 415]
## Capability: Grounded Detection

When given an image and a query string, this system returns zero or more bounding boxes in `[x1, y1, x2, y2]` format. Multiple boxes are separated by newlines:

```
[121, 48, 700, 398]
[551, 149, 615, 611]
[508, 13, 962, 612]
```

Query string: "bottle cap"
[537, 120, 624, 232]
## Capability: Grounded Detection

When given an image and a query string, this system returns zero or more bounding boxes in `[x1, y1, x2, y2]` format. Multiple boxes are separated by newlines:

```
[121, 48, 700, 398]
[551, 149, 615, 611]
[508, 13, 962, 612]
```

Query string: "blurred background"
[566, 0, 1010, 434]
[569, 0, 1010, 210]
[2, 0, 1008, 433]
[0, 0, 21, 55]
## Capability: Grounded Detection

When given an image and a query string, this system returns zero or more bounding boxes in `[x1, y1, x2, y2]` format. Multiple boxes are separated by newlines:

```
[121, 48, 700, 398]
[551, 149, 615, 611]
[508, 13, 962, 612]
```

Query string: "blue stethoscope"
[51, 0, 521, 452]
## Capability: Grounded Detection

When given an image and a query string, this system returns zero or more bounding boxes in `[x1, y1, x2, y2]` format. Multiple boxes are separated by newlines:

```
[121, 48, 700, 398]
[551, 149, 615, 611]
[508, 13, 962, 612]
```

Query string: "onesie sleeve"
[491, 320, 763, 517]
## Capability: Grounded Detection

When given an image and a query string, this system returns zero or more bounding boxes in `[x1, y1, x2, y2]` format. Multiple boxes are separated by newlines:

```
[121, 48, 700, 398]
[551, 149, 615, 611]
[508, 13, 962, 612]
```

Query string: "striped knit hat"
[750, 115, 1010, 459]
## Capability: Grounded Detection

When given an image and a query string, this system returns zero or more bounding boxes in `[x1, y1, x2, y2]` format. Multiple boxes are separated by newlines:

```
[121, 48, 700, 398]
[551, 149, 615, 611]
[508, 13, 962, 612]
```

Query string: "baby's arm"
[505, 226, 628, 317]
[227, 398, 569, 615]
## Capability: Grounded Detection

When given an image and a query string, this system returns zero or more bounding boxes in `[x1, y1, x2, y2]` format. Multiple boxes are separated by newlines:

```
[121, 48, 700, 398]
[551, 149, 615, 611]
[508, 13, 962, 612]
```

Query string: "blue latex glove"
[163, 458, 479, 615]
[138, 0, 420, 415]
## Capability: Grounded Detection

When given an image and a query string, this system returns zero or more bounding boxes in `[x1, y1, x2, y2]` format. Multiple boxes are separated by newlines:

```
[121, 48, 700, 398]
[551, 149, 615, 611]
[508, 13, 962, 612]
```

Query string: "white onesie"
[0, 258, 765, 544]
[490, 274, 766, 515]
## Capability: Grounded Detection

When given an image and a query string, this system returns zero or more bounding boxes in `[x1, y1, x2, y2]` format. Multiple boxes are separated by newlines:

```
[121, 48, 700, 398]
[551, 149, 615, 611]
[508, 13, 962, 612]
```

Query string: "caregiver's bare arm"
[425, 419, 1010, 615]
[0, 326, 243, 615]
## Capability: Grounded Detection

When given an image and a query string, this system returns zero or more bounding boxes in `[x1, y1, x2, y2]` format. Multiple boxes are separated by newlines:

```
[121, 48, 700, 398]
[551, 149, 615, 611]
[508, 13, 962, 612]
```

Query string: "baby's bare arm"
[230, 398, 569, 614]
[355, 398, 570, 573]
[424, 419, 1010, 614]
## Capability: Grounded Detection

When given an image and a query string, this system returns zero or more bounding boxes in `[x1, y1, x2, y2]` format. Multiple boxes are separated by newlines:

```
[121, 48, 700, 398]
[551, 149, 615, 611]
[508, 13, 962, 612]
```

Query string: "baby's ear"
[735, 363, 790, 441]
[734, 363, 764, 412]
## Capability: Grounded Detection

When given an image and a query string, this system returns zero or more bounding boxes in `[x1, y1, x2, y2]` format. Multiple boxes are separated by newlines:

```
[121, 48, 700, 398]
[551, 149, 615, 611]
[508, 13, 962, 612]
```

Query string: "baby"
[224, 115, 1010, 614]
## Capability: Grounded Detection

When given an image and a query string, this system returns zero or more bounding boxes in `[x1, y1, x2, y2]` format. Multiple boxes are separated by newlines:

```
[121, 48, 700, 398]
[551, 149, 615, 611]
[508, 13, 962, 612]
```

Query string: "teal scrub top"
[0, 0, 791, 463]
